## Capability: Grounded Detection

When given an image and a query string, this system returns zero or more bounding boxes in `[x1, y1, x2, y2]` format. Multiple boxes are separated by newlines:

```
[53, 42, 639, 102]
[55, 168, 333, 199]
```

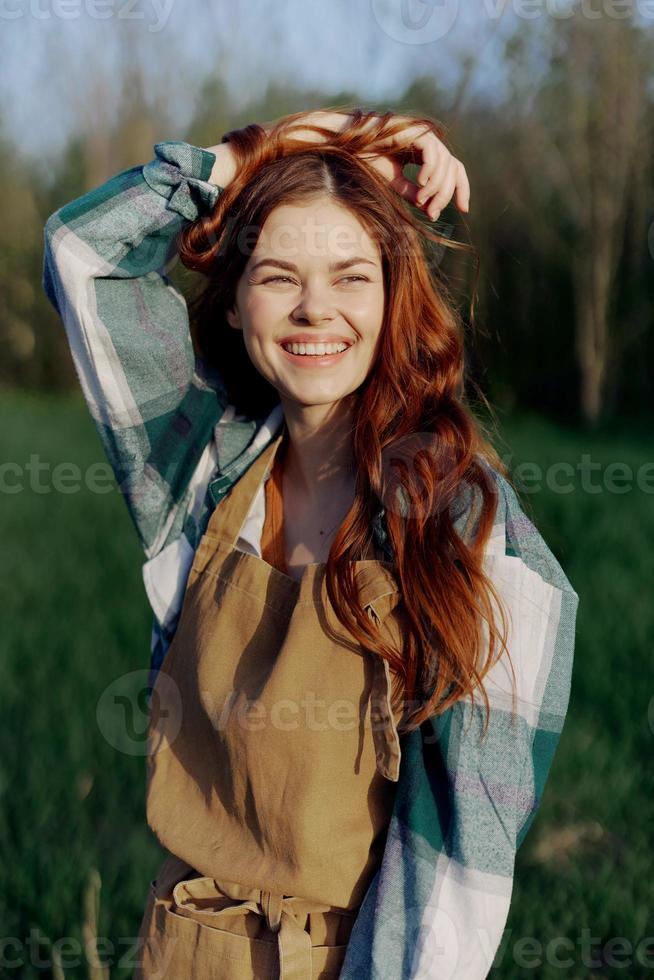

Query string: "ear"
[226, 306, 241, 330]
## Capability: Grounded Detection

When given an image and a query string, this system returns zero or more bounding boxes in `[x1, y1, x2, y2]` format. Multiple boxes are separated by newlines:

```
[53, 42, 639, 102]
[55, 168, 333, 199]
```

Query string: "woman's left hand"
[357, 114, 471, 222]
[262, 109, 470, 222]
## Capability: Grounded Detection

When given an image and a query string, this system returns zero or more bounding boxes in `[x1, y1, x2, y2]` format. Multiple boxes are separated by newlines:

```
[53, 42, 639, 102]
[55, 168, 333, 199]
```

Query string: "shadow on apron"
[135, 425, 407, 979]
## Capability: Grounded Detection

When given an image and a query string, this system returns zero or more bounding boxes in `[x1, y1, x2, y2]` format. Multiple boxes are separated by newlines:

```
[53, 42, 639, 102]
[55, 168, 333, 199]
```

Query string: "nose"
[291, 281, 336, 324]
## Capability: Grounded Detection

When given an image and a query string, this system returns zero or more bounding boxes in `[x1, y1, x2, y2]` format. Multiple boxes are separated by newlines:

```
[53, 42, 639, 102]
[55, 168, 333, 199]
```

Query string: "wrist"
[205, 142, 237, 189]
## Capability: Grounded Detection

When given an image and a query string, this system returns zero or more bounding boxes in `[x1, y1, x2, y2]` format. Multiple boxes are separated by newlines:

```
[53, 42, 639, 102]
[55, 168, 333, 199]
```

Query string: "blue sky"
[0, 0, 521, 161]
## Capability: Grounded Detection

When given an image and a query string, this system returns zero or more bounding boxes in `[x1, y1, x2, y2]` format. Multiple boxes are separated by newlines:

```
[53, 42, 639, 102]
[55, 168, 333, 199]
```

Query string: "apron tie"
[171, 874, 335, 980]
[362, 575, 403, 783]
[370, 651, 402, 782]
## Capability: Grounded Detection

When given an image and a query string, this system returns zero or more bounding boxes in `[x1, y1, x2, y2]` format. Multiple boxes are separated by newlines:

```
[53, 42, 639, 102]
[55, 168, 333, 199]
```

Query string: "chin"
[283, 388, 355, 409]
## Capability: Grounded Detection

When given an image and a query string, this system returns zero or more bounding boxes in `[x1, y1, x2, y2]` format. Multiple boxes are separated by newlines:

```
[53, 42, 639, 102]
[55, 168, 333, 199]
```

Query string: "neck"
[278, 396, 357, 501]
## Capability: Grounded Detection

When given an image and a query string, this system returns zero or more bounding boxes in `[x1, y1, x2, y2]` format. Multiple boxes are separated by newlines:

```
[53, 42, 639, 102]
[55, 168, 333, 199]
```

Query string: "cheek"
[243, 293, 286, 337]
[243, 293, 268, 321]
[351, 290, 385, 337]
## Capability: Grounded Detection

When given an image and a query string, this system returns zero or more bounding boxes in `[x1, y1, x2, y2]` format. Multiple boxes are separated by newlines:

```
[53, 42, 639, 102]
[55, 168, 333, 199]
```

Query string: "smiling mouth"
[277, 340, 355, 365]
[279, 344, 354, 367]
[279, 340, 353, 356]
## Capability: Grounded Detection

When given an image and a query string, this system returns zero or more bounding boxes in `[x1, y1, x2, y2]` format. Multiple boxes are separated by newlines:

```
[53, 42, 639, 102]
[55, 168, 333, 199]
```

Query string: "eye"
[261, 275, 370, 285]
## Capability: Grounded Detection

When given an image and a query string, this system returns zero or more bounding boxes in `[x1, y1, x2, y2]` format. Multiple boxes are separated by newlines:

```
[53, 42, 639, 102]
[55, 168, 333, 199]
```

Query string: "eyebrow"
[250, 256, 378, 274]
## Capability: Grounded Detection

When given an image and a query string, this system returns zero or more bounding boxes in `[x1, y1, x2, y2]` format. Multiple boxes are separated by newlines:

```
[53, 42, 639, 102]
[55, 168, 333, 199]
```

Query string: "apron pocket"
[139, 872, 353, 980]
[138, 876, 278, 979]
[310, 942, 349, 978]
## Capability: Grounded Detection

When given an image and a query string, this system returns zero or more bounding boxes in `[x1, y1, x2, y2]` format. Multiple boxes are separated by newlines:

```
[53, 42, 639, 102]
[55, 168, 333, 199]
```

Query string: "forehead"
[250, 197, 381, 266]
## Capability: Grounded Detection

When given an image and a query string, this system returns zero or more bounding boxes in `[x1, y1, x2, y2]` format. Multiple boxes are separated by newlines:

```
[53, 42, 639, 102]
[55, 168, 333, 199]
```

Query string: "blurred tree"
[3, 5, 652, 429]
[0, 121, 47, 388]
[498, 0, 653, 425]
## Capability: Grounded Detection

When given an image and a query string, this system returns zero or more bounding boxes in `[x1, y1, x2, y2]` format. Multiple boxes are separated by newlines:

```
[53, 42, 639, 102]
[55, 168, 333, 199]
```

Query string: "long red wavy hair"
[177, 107, 516, 738]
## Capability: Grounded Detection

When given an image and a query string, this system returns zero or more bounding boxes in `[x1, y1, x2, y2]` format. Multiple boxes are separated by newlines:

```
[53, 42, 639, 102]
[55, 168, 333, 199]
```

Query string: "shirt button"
[211, 473, 230, 489]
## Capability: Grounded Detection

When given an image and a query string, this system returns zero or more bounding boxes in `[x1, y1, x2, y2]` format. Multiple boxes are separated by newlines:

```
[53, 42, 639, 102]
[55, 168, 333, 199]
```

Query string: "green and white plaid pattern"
[42, 140, 579, 978]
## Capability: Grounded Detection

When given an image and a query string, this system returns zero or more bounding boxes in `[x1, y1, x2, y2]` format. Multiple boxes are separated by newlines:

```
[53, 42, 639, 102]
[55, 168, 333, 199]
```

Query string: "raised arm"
[42, 139, 237, 558]
[40, 109, 468, 562]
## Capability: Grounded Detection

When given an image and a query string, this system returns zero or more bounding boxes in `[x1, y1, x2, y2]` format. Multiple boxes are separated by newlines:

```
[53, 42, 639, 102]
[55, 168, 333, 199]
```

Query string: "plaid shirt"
[42, 139, 579, 979]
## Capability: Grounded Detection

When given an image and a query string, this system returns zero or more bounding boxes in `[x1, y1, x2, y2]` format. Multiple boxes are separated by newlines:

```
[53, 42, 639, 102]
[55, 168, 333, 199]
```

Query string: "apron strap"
[202, 422, 404, 781]
[360, 567, 404, 783]
[370, 653, 402, 782]
[204, 423, 287, 548]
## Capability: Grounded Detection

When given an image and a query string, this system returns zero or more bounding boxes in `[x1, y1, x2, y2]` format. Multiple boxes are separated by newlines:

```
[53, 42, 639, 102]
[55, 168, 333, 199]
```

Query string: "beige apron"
[134, 426, 406, 980]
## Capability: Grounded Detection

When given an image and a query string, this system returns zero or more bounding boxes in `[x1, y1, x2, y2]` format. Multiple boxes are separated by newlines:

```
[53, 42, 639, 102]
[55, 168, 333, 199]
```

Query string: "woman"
[42, 108, 579, 979]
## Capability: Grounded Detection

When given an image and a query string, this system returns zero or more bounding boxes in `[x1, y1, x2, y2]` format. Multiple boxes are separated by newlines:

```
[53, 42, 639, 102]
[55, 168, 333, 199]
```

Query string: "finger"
[388, 171, 423, 203]
[428, 162, 460, 219]
[415, 145, 454, 206]
[454, 159, 471, 212]
[386, 149, 454, 214]
[383, 144, 437, 204]
[426, 157, 460, 219]
[415, 138, 451, 201]
[425, 146, 469, 213]
[422, 157, 470, 216]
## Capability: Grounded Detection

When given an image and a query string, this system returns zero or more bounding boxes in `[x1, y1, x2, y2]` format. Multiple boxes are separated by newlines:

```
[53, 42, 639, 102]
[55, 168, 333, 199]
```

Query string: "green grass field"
[1, 390, 652, 979]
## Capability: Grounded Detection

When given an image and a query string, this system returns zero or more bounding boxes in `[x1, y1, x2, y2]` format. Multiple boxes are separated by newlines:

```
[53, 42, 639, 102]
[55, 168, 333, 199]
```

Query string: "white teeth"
[281, 341, 350, 355]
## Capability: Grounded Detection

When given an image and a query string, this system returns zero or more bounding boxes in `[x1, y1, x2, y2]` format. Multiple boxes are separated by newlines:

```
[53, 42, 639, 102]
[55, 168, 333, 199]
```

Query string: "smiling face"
[226, 195, 386, 410]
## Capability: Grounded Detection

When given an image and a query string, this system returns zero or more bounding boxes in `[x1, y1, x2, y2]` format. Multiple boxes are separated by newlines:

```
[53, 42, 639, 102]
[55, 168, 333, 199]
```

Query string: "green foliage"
[1, 392, 652, 978]
[11, 38, 654, 423]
